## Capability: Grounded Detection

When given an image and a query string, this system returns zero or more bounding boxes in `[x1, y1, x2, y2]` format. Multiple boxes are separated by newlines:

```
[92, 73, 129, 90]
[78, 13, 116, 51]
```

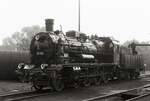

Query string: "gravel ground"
[0, 81, 32, 94]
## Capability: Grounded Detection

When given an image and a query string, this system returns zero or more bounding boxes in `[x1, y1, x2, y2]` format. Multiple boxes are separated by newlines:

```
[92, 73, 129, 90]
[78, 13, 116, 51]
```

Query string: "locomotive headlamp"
[41, 64, 48, 69]
[73, 66, 81, 71]
[18, 63, 25, 69]
[35, 35, 40, 40]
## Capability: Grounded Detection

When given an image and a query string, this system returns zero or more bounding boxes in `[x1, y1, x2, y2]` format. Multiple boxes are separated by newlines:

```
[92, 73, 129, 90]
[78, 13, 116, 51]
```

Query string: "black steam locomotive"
[17, 19, 144, 91]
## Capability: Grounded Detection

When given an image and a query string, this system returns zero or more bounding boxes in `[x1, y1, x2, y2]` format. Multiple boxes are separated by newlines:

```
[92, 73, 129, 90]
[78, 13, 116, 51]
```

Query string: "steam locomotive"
[17, 19, 144, 91]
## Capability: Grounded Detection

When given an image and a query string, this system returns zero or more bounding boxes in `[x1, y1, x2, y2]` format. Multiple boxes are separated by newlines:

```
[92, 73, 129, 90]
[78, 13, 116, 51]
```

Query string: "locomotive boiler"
[17, 19, 144, 91]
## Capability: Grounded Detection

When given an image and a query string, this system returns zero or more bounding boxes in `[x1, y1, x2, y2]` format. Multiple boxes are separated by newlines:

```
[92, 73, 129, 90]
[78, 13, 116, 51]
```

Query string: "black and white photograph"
[0, 0, 150, 101]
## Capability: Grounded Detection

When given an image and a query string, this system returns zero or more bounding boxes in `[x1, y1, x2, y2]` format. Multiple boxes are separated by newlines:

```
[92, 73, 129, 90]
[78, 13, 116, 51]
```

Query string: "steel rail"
[126, 93, 150, 101]
[82, 84, 150, 101]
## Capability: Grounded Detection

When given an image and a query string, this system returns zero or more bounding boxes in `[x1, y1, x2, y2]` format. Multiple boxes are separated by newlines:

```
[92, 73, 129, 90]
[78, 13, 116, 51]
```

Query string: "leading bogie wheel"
[82, 78, 91, 87]
[32, 77, 44, 91]
[135, 72, 140, 79]
[33, 84, 43, 91]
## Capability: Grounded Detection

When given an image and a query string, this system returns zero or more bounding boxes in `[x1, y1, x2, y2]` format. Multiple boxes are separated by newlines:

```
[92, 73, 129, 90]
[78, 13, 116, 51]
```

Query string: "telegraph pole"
[78, 0, 80, 32]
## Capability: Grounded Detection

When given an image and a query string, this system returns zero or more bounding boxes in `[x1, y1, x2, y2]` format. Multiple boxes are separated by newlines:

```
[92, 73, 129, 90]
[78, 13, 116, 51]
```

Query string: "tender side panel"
[120, 54, 143, 69]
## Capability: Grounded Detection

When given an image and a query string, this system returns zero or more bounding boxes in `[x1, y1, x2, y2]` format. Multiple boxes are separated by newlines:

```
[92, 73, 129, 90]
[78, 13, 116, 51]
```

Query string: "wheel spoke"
[52, 77, 64, 92]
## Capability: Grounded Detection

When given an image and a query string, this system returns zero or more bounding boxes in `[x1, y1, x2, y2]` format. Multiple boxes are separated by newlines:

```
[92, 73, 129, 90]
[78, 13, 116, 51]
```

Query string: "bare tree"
[2, 25, 45, 51]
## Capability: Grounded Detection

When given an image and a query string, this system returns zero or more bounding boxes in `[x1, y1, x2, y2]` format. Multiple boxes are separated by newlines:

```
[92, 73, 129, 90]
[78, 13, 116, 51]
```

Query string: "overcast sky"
[0, 0, 150, 44]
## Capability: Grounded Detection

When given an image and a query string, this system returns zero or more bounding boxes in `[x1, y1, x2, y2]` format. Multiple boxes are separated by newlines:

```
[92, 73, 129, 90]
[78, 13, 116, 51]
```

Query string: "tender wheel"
[132, 75, 136, 80]
[103, 76, 109, 84]
[126, 73, 131, 80]
[52, 76, 64, 92]
[130, 74, 134, 80]
[94, 78, 102, 86]
[130, 73, 136, 80]
[135, 72, 140, 79]
[118, 72, 126, 80]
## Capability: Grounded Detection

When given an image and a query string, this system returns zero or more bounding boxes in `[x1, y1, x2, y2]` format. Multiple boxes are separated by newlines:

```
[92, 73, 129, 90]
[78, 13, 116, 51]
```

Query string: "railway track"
[0, 89, 52, 101]
[0, 72, 149, 101]
[82, 84, 150, 101]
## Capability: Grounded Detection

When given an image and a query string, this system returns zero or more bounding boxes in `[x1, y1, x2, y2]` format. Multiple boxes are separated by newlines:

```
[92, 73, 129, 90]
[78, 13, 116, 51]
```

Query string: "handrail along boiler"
[17, 19, 144, 91]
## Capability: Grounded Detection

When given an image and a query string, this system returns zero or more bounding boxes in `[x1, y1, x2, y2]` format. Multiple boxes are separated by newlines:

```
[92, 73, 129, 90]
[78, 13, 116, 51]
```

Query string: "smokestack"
[45, 19, 54, 32]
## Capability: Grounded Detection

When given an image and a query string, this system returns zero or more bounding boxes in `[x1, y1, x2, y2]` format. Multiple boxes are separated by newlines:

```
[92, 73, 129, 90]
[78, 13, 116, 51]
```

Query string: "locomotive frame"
[28, 61, 142, 91]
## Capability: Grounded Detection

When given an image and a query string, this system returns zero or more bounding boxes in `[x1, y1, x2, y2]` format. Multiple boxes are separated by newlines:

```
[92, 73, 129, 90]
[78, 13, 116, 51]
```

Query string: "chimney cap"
[45, 19, 54, 32]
